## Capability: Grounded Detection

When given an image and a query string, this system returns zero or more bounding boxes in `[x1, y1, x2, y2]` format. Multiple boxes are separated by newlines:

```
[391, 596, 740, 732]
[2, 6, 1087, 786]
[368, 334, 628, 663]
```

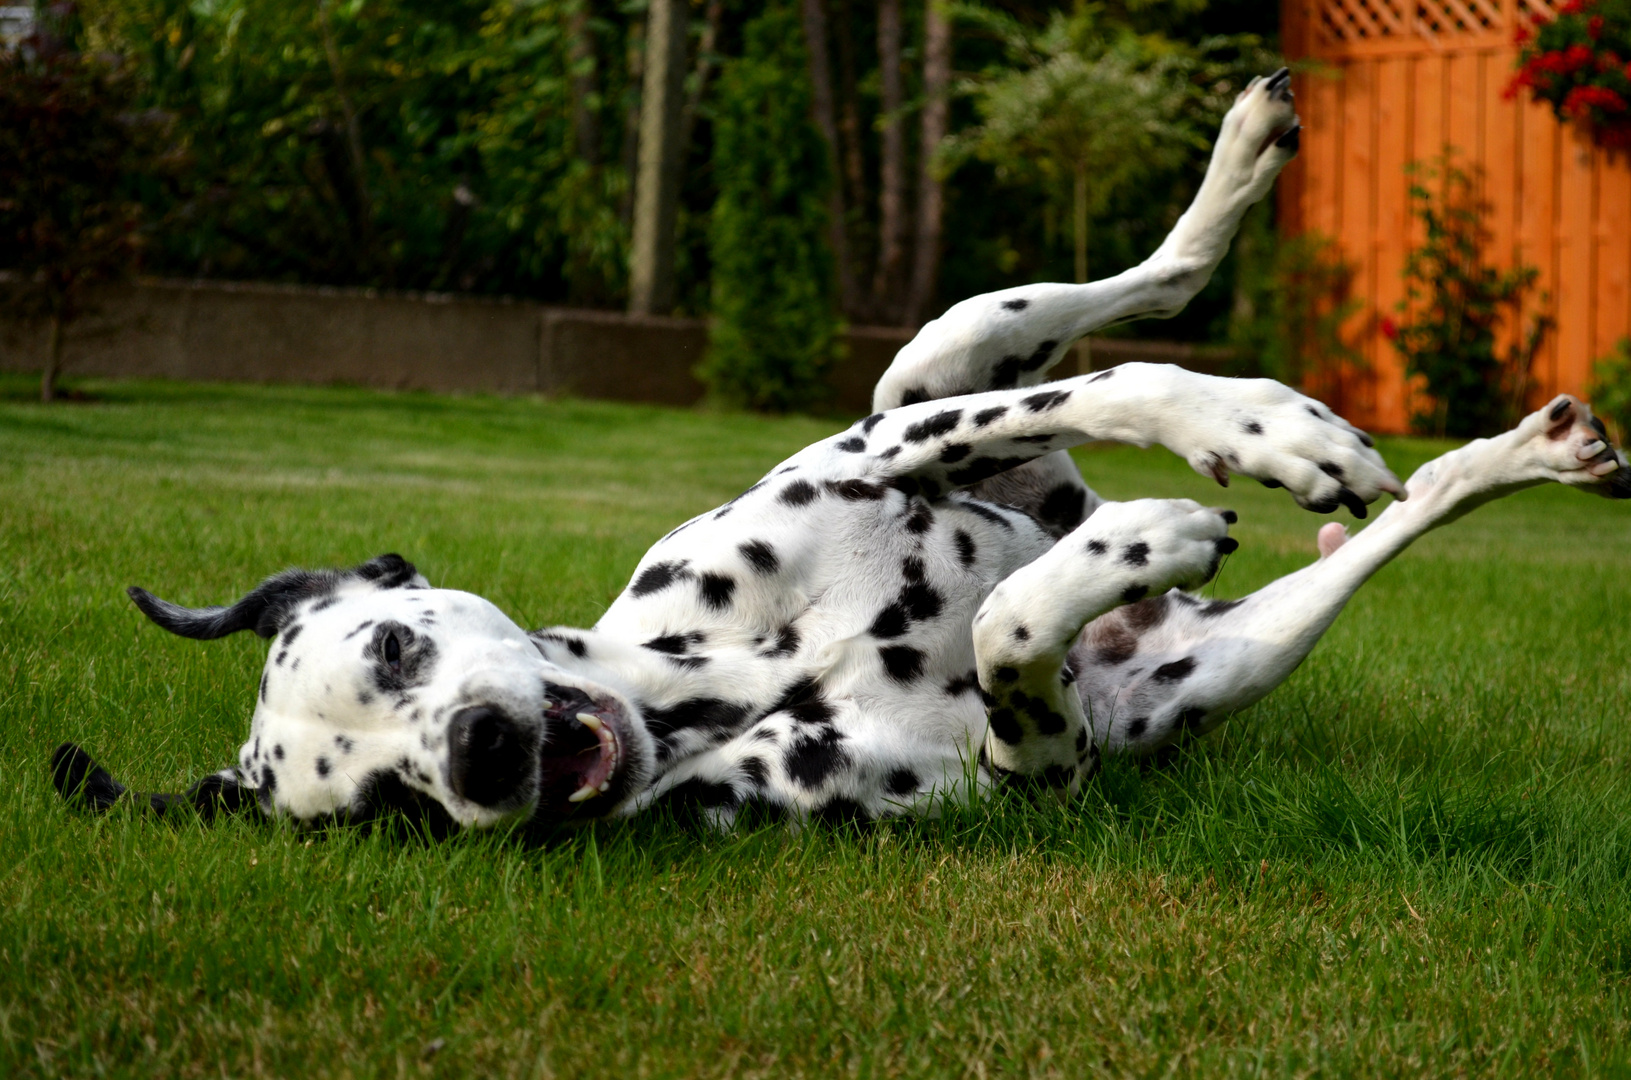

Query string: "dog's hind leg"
[1068, 395, 1631, 757]
[873, 69, 1300, 411]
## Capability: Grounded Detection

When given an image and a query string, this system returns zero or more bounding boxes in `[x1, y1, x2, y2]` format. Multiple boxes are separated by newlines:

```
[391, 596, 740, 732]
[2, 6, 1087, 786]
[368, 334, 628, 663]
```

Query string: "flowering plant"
[1507, 0, 1631, 147]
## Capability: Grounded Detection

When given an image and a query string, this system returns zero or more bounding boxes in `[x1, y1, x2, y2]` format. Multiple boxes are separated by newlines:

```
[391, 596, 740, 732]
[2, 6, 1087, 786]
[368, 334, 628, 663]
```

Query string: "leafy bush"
[1588, 338, 1631, 444]
[0, 3, 176, 401]
[697, 5, 841, 413]
[1226, 204, 1362, 395]
[1384, 156, 1550, 438]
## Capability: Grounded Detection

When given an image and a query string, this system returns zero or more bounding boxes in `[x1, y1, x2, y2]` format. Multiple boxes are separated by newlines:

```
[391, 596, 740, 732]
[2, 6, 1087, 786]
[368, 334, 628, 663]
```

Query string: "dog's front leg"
[974, 499, 1237, 791]
[873, 70, 1300, 410]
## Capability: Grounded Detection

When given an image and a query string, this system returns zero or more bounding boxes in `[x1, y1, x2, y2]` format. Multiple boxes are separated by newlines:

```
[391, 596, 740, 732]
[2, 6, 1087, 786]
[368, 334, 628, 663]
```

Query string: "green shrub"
[1588, 337, 1631, 445]
[1385, 155, 1550, 438]
[697, 5, 841, 414]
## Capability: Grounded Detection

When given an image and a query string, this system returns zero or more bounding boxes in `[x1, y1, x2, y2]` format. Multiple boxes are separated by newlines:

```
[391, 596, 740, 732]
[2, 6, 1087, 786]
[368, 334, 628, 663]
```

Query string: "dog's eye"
[385, 633, 402, 673]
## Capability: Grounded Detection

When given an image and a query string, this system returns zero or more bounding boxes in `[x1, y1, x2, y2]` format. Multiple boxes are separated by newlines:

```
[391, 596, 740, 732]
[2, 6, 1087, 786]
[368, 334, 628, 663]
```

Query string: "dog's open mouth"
[537, 682, 627, 817]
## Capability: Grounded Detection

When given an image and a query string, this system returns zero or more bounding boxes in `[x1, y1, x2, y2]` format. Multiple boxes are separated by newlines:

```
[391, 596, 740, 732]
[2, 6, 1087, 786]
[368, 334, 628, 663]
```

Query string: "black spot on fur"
[947, 456, 1029, 485]
[945, 670, 979, 697]
[974, 406, 1009, 427]
[827, 479, 888, 501]
[785, 726, 850, 788]
[902, 556, 926, 582]
[698, 573, 737, 609]
[281, 624, 303, 644]
[1012, 625, 1030, 642]
[762, 624, 801, 657]
[659, 778, 739, 819]
[1001, 298, 1029, 311]
[879, 645, 925, 684]
[836, 437, 867, 453]
[1039, 484, 1088, 529]
[1198, 598, 1243, 618]
[885, 768, 920, 796]
[902, 583, 943, 620]
[1122, 584, 1148, 603]
[644, 631, 706, 655]
[988, 708, 1022, 745]
[1152, 657, 1196, 683]
[1123, 596, 1167, 632]
[1319, 461, 1345, 480]
[780, 480, 819, 507]
[1086, 539, 1107, 555]
[955, 498, 1015, 529]
[535, 631, 588, 659]
[335, 735, 354, 753]
[939, 442, 972, 463]
[1022, 389, 1070, 412]
[632, 561, 690, 597]
[1125, 717, 1149, 739]
[1180, 706, 1207, 732]
[812, 797, 867, 826]
[259, 673, 268, 703]
[1088, 368, 1115, 383]
[870, 603, 910, 639]
[1014, 434, 1053, 444]
[739, 757, 768, 787]
[904, 409, 963, 443]
[955, 529, 977, 567]
[1075, 728, 1089, 753]
[991, 356, 1023, 389]
[995, 666, 1018, 683]
[1121, 542, 1150, 567]
[787, 699, 837, 726]
[738, 540, 780, 575]
[863, 413, 886, 434]
[904, 503, 934, 534]
[1020, 341, 1057, 373]
[316, 757, 331, 778]
[642, 698, 751, 744]
[900, 387, 930, 407]
[343, 620, 375, 641]
[1093, 625, 1138, 666]
[880, 445, 902, 459]
[273, 744, 285, 761]
[892, 476, 921, 498]
[1243, 419, 1264, 435]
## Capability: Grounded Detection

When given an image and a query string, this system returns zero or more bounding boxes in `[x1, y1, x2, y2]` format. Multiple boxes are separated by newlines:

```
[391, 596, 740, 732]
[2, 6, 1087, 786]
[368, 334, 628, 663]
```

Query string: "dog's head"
[98, 554, 652, 833]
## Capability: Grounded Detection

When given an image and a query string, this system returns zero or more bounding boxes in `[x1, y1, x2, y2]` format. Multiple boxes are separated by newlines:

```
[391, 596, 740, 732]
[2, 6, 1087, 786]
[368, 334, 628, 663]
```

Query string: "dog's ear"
[51, 742, 258, 822]
[127, 553, 423, 640]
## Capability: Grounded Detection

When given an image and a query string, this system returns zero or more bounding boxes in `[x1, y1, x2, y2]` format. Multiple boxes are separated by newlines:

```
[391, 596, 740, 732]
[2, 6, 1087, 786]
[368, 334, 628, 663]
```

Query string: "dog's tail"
[51, 742, 254, 822]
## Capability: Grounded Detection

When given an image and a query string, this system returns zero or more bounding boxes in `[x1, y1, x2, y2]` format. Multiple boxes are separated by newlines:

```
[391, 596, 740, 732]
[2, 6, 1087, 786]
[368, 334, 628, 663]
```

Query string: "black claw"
[1266, 67, 1291, 91]
[1337, 487, 1368, 519]
[1215, 537, 1239, 555]
[1305, 493, 1341, 514]
[1550, 398, 1572, 422]
[1275, 125, 1301, 152]
[1220, 509, 1238, 524]
[1260, 478, 1284, 489]
[1356, 430, 1375, 448]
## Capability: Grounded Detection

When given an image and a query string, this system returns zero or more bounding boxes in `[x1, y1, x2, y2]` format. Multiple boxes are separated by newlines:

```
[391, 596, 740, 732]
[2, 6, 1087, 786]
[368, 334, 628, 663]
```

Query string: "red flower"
[1563, 84, 1627, 117]
[1565, 44, 1595, 71]
[1532, 12, 1551, 25]
[1625, 60, 1631, 80]
[1589, 15, 1605, 38]
[1559, 0, 1590, 14]
[1515, 24, 1533, 45]
[1380, 316, 1399, 341]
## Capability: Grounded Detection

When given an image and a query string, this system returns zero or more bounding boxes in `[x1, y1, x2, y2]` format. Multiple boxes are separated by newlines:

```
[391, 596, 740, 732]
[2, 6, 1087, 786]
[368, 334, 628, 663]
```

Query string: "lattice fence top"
[1316, 0, 1560, 49]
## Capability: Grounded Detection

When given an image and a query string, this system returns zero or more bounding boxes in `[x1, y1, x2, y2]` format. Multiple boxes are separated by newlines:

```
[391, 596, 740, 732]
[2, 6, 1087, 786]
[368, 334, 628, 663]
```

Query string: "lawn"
[2, 374, 1631, 1078]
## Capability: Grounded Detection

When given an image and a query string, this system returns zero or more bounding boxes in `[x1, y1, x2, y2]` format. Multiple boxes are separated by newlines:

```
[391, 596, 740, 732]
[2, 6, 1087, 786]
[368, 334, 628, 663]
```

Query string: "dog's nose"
[448, 705, 535, 808]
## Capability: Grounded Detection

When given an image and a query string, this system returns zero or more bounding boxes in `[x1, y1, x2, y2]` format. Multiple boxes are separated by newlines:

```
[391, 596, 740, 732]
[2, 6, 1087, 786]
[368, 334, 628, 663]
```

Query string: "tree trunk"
[318, 0, 377, 279]
[872, 0, 906, 321]
[569, 1, 600, 165]
[41, 311, 62, 404]
[905, 0, 950, 327]
[800, 0, 861, 318]
[680, 0, 724, 152]
[832, 0, 869, 272]
[1074, 164, 1090, 370]
[628, 0, 688, 315]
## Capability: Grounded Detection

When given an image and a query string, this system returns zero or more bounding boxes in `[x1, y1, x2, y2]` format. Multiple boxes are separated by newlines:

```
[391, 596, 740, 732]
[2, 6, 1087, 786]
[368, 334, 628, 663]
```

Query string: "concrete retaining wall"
[0, 279, 1231, 413]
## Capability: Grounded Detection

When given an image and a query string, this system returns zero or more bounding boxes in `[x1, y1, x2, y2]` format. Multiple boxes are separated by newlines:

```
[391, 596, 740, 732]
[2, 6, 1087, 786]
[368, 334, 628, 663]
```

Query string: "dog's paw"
[1213, 68, 1301, 198]
[1520, 395, 1631, 498]
[1177, 378, 1403, 517]
[1077, 499, 1237, 599]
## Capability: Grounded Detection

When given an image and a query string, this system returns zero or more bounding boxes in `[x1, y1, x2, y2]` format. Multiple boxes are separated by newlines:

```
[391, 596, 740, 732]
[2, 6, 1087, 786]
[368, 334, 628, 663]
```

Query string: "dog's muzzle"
[448, 705, 539, 810]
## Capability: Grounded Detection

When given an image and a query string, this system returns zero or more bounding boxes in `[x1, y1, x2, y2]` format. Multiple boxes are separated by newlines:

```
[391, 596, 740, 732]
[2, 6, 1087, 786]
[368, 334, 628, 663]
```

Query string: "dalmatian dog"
[51, 71, 1631, 835]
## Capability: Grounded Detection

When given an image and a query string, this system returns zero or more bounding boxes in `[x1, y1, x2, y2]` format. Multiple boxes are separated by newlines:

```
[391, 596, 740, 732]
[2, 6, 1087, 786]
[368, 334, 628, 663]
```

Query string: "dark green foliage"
[1386, 156, 1551, 438]
[1588, 337, 1631, 444]
[0, 3, 177, 400]
[698, 6, 841, 413]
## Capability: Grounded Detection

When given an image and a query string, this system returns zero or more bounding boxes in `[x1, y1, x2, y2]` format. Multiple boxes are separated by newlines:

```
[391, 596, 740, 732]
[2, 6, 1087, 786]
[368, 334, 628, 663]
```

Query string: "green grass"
[3, 374, 1631, 1078]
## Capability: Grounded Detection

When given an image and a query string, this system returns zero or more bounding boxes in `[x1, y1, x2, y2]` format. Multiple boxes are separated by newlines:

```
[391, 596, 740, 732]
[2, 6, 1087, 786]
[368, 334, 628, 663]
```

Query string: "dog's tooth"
[598, 781, 610, 793]
[567, 783, 600, 802]
[576, 713, 602, 731]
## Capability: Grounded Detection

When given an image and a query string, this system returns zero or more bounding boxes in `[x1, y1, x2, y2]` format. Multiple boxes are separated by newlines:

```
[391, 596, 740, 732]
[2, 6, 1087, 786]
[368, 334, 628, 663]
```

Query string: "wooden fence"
[1279, 0, 1631, 433]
